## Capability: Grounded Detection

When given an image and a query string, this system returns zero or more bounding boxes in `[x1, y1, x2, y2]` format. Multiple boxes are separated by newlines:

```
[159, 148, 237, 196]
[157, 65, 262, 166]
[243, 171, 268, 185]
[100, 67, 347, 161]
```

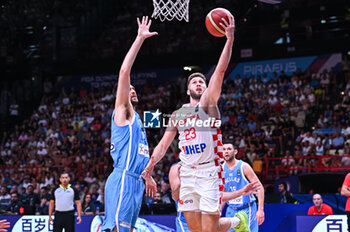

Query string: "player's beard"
[224, 154, 234, 162]
[189, 89, 201, 100]
[131, 96, 139, 104]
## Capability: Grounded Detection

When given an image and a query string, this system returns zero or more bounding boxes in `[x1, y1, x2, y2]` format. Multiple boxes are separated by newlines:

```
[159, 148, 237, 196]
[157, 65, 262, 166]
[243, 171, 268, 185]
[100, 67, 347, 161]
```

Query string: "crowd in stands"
[3, 0, 347, 65]
[1, 60, 350, 215]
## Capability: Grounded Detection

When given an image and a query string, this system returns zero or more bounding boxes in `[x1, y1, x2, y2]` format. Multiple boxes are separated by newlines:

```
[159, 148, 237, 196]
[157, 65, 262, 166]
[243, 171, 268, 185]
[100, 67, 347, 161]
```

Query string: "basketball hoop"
[152, 0, 190, 22]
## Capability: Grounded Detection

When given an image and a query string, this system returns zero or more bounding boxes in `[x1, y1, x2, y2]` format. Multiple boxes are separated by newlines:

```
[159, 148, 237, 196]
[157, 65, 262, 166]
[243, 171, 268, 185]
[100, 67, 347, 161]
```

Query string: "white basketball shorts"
[178, 162, 223, 214]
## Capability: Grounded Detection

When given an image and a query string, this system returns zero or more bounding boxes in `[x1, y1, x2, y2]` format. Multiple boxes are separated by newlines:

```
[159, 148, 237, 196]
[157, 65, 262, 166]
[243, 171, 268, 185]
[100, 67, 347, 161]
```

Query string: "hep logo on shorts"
[143, 109, 161, 128]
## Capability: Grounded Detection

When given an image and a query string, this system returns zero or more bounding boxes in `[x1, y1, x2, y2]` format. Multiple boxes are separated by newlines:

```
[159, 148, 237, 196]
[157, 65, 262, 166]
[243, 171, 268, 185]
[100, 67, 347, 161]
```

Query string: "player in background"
[101, 16, 157, 232]
[341, 172, 350, 232]
[143, 15, 250, 232]
[222, 144, 265, 232]
[169, 163, 260, 232]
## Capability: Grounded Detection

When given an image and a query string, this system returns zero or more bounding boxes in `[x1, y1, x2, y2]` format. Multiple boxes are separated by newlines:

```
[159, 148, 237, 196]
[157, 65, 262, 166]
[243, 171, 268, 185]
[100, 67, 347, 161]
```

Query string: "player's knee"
[188, 223, 201, 232]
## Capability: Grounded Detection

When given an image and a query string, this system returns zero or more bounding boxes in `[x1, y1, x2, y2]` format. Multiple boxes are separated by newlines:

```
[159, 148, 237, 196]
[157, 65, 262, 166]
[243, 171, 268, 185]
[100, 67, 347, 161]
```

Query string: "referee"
[49, 172, 82, 232]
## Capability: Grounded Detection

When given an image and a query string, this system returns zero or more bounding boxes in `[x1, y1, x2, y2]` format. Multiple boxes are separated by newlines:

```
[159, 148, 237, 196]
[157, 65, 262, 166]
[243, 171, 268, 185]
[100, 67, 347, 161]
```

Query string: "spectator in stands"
[160, 181, 173, 204]
[25, 185, 40, 215]
[37, 197, 50, 215]
[332, 132, 345, 149]
[82, 193, 96, 215]
[153, 192, 163, 204]
[278, 182, 297, 204]
[307, 193, 333, 215]
[5, 192, 22, 215]
[84, 172, 96, 185]
[9, 99, 20, 124]
[40, 187, 50, 200]
[342, 143, 350, 166]
[0, 187, 11, 211]
[280, 150, 296, 176]
[18, 187, 27, 202]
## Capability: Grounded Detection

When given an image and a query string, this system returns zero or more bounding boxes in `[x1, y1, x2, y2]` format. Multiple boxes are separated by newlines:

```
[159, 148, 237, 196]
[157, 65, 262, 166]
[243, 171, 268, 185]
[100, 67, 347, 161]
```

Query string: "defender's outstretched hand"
[137, 16, 158, 39]
[144, 176, 157, 198]
[242, 181, 261, 195]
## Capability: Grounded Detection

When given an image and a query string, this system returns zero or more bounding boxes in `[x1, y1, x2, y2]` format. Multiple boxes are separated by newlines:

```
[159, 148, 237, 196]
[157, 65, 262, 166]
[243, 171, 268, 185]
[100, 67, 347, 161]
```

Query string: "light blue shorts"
[102, 168, 144, 232]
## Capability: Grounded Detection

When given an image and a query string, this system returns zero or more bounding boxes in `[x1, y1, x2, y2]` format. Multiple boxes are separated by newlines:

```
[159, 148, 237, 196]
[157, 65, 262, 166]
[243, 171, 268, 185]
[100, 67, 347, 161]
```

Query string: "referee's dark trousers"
[54, 210, 75, 232]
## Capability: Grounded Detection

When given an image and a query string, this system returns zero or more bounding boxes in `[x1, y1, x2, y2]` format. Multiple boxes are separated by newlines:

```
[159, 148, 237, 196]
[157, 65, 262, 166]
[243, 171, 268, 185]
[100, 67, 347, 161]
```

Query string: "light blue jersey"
[224, 160, 258, 232]
[110, 110, 150, 173]
[102, 110, 150, 232]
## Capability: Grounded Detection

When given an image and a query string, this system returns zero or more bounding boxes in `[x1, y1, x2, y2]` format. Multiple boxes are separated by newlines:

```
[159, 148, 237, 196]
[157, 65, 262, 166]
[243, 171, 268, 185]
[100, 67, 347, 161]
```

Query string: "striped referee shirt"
[51, 184, 80, 212]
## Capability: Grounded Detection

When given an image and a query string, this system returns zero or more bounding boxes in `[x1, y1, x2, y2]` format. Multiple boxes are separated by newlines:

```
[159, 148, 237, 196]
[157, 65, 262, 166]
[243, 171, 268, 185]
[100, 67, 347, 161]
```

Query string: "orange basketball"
[205, 8, 233, 37]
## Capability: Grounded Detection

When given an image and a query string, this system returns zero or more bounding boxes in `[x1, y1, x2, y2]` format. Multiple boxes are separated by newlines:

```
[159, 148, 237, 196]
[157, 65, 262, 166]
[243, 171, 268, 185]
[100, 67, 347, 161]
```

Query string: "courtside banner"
[228, 53, 342, 79]
[0, 215, 175, 232]
[296, 215, 348, 232]
[56, 68, 183, 91]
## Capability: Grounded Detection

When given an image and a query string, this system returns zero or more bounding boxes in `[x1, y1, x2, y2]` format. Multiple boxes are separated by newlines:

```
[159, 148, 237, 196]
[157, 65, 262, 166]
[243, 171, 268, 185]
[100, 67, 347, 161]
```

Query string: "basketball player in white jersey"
[169, 162, 260, 232]
[143, 15, 250, 232]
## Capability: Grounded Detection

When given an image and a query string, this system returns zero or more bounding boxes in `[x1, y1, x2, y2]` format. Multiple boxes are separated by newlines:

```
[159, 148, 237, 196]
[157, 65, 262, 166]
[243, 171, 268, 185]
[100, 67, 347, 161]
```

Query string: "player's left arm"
[200, 15, 234, 107]
[222, 181, 260, 202]
[142, 111, 178, 179]
[242, 162, 265, 225]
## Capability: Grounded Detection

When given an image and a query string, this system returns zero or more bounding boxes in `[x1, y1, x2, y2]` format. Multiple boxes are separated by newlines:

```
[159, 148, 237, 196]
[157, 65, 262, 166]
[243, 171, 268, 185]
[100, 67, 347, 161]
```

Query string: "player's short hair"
[232, 144, 238, 150]
[223, 142, 238, 151]
[187, 72, 206, 87]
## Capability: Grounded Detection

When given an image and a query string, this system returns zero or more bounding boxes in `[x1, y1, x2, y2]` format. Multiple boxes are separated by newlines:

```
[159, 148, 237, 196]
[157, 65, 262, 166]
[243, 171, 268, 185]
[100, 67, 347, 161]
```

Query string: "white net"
[152, 0, 190, 22]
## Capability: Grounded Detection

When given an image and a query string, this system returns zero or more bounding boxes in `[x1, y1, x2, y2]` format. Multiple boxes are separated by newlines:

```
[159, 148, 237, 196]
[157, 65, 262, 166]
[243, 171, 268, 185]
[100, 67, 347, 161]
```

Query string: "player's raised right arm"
[114, 16, 158, 123]
[200, 15, 234, 107]
[142, 112, 178, 178]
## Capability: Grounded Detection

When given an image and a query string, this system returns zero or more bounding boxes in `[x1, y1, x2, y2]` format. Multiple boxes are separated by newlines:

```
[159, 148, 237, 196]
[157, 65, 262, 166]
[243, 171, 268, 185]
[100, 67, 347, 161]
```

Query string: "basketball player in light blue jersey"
[222, 144, 265, 232]
[169, 163, 260, 232]
[101, 16, 158, 232]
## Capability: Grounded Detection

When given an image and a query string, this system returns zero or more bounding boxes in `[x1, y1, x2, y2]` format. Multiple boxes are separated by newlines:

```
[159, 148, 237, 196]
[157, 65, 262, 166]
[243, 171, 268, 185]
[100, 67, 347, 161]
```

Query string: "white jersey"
[175, 103, 223, 166]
